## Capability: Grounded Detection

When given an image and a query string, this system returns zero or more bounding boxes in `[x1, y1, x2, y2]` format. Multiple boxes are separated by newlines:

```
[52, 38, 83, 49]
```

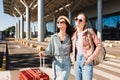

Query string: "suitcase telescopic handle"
[40, 56, 45, 71]
[40, 55, 45, 68]
[39, 47, 45, 71]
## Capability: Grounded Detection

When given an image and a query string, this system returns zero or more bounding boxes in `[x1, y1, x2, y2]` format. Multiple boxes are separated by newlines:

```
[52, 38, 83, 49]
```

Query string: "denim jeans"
[52, 56, 71, 80]
[74, 53, 93, 80]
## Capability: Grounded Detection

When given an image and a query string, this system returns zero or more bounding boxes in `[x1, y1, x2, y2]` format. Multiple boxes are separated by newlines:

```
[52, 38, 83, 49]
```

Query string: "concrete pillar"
[18, 20, 20, 39]
[97, 0, 102, 40]
[30, 27, 32, 39]
[44, 21, 47, 37]
[13, 14, 19, 39]
[33, 25, 35, 35]
[26, 6, 30, 40]
[68, 10, 72, 23]
[20, 15, 24, 39]
[15, 23, 17, 38]
[20, 0, 31, 40]
[53, 15, 56, 33]
[38, 0, 44, 42]
[15, 23, 18, 38]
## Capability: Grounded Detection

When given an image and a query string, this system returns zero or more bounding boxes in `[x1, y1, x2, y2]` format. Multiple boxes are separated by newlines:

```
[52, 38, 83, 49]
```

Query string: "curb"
[106, 54, 120, 59]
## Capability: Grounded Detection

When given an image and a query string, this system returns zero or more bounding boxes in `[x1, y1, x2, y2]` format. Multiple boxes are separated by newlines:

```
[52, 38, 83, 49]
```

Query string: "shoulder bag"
[87, 29, 106, 66]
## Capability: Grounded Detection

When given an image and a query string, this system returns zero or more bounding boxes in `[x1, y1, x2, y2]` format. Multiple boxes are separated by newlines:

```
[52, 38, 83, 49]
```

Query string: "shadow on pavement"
[0, 52, 4, 68]
[9, 53, 52, 70]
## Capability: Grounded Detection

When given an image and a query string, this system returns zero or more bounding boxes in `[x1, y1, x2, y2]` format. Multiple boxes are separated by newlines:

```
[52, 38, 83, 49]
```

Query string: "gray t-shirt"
[44, 33, 71, 57]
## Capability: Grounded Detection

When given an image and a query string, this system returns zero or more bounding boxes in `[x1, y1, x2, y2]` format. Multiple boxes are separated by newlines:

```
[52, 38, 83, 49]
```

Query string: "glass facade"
[90, 13, 120, 40]
[46, 13, 120, 41]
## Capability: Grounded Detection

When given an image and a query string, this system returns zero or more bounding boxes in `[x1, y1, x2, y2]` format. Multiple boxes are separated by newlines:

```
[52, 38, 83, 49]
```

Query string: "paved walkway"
[0, 39, 120, 80]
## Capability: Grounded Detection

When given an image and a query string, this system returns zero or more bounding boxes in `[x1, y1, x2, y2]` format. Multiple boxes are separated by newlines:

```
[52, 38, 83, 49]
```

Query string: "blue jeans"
[74, 54, 93, 80]
[52, 56, 71, 80]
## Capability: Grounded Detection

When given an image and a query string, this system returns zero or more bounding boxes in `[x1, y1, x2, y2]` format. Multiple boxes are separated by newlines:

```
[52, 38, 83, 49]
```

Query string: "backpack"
[87, 28, 106, 66]
[93, 47, 106, 66]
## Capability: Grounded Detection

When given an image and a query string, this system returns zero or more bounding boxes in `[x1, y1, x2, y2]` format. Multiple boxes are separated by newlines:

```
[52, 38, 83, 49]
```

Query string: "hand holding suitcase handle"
[38, 47, 45, 57]
[39, 47, 45, 71]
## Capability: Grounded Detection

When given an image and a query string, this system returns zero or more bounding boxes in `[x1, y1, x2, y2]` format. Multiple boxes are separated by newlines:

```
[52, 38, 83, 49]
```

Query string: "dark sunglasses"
[57, 21, 66, 24]
[75, 17, 83, 22]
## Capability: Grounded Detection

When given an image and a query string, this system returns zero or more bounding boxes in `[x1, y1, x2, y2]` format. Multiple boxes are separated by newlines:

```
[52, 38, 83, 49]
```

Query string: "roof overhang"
[3, 0, 108, 22]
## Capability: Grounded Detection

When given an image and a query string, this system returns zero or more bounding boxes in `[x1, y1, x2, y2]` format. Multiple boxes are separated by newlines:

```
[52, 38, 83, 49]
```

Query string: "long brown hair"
[56, 15, 75, 37]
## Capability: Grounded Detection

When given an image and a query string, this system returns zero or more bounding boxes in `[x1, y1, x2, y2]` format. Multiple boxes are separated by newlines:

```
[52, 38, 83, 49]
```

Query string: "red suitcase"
[19, 57, 49, 80]
[20, 68, 49, 80]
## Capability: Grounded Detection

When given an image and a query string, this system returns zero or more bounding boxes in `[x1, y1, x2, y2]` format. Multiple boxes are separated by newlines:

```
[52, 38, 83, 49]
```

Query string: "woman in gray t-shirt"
[39, 15, 75, 80]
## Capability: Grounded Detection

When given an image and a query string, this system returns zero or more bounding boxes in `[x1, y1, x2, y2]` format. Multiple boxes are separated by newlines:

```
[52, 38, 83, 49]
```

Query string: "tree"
[3, 26, 15, 37]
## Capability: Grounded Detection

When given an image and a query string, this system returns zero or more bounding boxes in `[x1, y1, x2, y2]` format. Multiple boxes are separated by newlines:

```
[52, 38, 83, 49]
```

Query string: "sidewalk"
[0, 39, 120, 80]
[0, 71, 11, 80]
[104, 43, 120, 59]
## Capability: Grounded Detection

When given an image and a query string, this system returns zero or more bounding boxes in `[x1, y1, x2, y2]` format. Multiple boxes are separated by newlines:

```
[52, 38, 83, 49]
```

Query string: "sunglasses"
[57, 21, 66, 24]
[75, 17, 83, 22]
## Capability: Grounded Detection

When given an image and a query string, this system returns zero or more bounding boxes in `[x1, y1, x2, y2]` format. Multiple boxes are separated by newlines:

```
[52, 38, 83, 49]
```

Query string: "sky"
[0, 0, 52, 32]
[0, 0, 120, 32]
[0, 0, 15, 31]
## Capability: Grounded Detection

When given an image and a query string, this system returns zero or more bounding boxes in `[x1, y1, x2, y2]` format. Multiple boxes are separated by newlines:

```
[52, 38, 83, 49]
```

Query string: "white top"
[76, 32, 86, 54]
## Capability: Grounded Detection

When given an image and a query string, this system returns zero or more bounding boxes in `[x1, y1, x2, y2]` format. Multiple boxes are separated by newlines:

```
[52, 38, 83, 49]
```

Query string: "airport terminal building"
[3, 0, 120, 41]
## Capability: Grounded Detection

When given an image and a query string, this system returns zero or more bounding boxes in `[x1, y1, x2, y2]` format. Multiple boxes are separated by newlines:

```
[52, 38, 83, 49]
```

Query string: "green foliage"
[3, 26, 15, 37]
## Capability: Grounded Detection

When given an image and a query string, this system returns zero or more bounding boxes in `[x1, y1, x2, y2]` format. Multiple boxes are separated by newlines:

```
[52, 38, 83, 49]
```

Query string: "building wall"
[83, 0, 120, 18]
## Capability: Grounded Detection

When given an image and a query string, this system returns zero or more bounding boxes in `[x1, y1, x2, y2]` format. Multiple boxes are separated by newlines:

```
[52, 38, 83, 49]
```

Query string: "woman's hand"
[38, 51, 44, 57]
[71, 55, 75, 65]
[85, 56, 93, 66]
